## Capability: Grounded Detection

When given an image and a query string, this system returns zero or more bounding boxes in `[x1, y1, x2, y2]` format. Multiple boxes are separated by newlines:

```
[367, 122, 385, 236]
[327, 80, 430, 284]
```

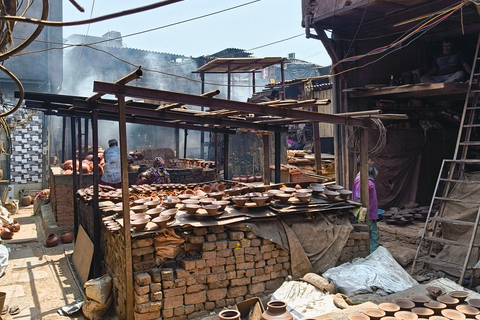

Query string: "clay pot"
[231, 175, 240, 182]
[46, 233, 60, 247]
[247, 174, 255, 183]
[0, 226, 13, 240]
[261, 300, 293, 320]
[61, 230, 74, 243]
[11, 220, 20, 232]
[21, 195, 32, 206]
[219, 309, 241, 320]
[255, 172, 263, 182]
[240, 175, 247, 183]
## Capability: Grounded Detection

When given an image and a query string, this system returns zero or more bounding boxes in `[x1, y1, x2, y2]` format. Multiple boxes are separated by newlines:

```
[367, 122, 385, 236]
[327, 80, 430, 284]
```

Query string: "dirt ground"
[0, 204, 457, 320]
[0, 205, 117, 320]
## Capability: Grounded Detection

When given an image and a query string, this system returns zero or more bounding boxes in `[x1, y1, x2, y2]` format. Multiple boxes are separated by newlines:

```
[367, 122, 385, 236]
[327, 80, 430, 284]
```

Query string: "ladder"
[412, 34, 480, 285]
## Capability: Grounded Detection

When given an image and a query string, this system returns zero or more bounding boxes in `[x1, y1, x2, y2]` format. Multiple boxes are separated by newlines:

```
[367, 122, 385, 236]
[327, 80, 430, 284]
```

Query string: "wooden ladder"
[411, 33, 480, 285]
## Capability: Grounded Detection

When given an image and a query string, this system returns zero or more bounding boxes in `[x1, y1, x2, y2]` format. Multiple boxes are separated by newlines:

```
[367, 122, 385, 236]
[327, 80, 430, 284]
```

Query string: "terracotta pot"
[61, 230, 74, 243]
[255, 172, 263, 182]
[46, 233, 60, 247]
[247, 174, 255, 183]
[21, 195, 31, 206]
[231, 175, 240, 182]
[261, 301, 293, 320]
[0, 226, 13, 240]
[240, 175, 247, 183]
[219, 309, 241, 320]
[11, 220, 20, 232]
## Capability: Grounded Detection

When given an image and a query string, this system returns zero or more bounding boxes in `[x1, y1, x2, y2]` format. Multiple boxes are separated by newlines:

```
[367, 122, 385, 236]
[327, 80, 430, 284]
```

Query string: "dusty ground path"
[0, 204, 89, 320]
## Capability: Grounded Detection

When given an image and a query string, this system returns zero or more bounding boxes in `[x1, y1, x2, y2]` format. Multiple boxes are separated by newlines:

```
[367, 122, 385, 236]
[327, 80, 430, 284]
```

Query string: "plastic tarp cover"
[0, 244, 8, 277]
[271, 280, 341, 320]
[322, 246, 418, 297]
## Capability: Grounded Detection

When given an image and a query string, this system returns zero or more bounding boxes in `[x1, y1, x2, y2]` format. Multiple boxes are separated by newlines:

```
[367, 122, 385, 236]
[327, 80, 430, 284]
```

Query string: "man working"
[100, 139, 122, 188]
[420, 37, 471, 83]
[351, 156, 379, 253]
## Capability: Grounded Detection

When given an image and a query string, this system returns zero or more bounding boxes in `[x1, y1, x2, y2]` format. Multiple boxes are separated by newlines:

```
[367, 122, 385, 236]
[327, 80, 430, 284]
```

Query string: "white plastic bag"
[0, 244, 8, 277]
[322, 246, 418, 296]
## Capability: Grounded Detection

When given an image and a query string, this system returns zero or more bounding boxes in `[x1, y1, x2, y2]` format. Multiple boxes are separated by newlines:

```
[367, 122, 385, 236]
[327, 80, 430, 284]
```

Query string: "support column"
[117, 94, 134, 320]
[91, 110, 100, 277]
[274, 131, 281, 183]
[223, 133, 229, 180]
[70, 116, 78, 237]
[360, 128, 370, 254]
[263, 134, 270, 185]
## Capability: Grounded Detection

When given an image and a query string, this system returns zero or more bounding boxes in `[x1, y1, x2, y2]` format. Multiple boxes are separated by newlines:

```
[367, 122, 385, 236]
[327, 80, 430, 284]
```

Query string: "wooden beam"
[93, 82, 372, 128]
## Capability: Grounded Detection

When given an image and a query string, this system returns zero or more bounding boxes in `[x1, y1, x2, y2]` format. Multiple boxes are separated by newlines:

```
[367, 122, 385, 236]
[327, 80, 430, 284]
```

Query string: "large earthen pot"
[11, 220, 20, 232]
[61, 230, 74, 243]
[46, 233, 60, 247]
[261, 301, 292, 320]
[21, 195, 32, 206]
[0, 226, 13, 239]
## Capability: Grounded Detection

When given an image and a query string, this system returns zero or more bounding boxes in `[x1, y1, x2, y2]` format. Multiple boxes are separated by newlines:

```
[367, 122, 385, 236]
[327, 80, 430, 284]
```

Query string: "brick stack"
[104, 225, 291, 320]
[49, 168, 75, 227]
[337, 231, 369, 264]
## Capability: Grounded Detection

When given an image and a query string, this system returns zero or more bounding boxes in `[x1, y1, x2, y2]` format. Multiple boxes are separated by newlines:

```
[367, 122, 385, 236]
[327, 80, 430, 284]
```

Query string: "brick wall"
[104, 225, 291, 320]
[337, 231, 369, 264]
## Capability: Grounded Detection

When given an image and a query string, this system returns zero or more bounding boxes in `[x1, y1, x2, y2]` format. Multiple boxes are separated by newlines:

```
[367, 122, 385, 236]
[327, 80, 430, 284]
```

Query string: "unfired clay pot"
[46, 233, 60, 247]
[21, 195, 31, 206]
[261, 301, 293, 320]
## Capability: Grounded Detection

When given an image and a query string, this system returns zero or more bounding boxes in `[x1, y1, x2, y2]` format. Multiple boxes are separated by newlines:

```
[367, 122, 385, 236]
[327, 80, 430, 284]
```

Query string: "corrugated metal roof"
[194, 57, 286, 73]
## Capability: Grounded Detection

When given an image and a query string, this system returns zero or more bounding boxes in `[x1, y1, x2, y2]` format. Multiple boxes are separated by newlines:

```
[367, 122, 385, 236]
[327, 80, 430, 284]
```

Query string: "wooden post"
[71, 116, 78, 237]
[274, 132, 281, 183]
[174, 128, 180, 158]
[223, 133, 229, 180]
[117, 94, 134, 320]
[61, 116, 66, 162]
[360, 128, 370, 254]
[91, 110, 101, 277]
[263, 134, 270, 185]
[214, 133, 218, 176]
[313, 106, 322, 176]
[183, 129, 188, 158]
[77, 118, 83, 190]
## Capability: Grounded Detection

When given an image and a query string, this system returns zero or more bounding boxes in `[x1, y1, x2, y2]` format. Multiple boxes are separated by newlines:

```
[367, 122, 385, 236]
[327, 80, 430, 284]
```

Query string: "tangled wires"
[347, 117, 387, 157]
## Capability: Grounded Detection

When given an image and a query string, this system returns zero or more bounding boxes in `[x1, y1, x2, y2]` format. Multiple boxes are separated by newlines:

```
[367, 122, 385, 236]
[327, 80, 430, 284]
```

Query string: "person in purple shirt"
[352, 156, 379, 253]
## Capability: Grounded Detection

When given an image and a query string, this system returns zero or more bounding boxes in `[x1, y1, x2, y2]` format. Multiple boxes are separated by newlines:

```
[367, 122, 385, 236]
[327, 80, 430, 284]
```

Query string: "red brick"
[248, 282, 265, 294]
[134, 301, 162, 313]
[208, 280, 229, 289]
[202, 251, 216, 260]
[205, 302, 215, 310]
[216, 241, 228, 250]
[202, 242, 215, 251]
[185, 304, 195, 314]
[135, 282, 150, 295]
[164, 287, 186, 298]
[135, 272, 152, 286]
[134, 310, 160, 320]
[229, 231, 244, 240]
[186, 284, 206, 293]
[163, 308, 174, 318]
[184, 291, 206, 305]
[227, 285, 247, 298]
[150, 291, 163, 302]
[252, 274, 270, 283]
[207, 288, 227, 301]
[134, 292, 149, 304]
[163, 295, 184, 309]
[230, 277, 250, 286]
[207, 273, 227, 283]
[174, 306, 185, 316]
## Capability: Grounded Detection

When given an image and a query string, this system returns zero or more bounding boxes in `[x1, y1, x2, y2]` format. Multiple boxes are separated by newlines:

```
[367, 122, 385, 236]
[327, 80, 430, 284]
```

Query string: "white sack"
[322, 246, 418, 297]
[271, 280, 341, 320]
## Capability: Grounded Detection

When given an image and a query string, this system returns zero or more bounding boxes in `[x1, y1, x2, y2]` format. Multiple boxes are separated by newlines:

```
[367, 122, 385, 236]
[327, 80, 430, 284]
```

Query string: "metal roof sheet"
[194, 57, 286, 73]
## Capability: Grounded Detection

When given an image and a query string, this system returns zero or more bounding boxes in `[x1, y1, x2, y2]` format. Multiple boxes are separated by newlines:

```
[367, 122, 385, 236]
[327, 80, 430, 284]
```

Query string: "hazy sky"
[62, 0, 332, 66]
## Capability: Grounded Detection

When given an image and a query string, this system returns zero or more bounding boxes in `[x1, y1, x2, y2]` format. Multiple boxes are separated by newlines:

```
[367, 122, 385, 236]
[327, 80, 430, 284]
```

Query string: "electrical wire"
[331, 1, 468, 71]
[347, 117, 387, 156]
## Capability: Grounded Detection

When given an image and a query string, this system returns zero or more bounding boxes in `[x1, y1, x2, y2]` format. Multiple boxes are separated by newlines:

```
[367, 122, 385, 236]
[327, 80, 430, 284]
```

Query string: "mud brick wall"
[168, 168, 216, 184]
[104, 225, 291, 320]
[337, 231, 369, 264]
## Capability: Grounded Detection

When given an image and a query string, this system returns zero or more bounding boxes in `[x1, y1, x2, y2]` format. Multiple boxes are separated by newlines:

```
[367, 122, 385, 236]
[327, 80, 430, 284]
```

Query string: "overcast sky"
[62, 0, 332, 66]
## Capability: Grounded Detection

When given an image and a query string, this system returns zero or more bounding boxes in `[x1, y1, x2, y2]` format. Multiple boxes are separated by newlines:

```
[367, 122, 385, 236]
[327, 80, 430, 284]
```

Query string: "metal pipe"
[184, 129, 188, 158]
[114, 67, 142, 86]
